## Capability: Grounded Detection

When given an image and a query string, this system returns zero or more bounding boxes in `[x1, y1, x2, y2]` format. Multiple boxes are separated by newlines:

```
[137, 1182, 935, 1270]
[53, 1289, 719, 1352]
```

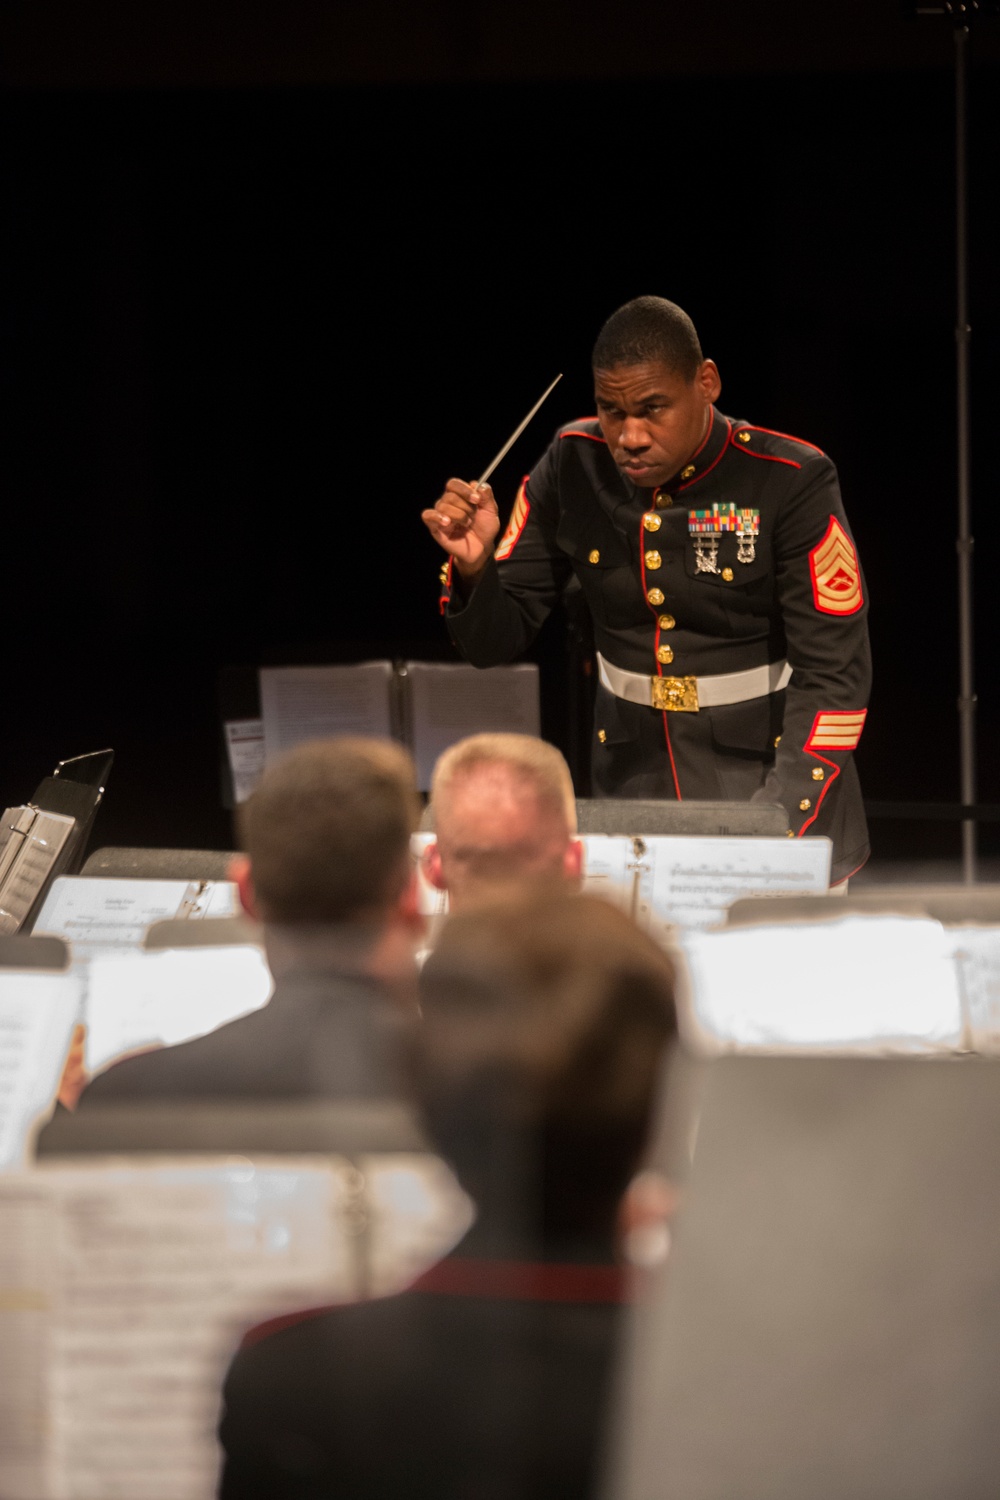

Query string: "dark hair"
[416, 891, 677, 1237]
[592, 295, 703, 381]
[237, 737, 420, 924]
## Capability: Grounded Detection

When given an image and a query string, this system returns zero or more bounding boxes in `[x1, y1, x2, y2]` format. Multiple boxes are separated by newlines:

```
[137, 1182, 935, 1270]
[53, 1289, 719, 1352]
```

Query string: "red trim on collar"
[411, 1256, 629, 1304]
[688, 409, 716, 463]
[677, 414, 732, 493]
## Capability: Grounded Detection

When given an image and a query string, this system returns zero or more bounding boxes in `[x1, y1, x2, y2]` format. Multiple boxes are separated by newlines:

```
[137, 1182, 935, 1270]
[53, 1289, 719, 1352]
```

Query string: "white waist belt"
[597, 652, 792, 713]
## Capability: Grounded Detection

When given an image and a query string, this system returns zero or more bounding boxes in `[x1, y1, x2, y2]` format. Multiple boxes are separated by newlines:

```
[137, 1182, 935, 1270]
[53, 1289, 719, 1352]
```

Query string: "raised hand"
[421, 479, 501, 578]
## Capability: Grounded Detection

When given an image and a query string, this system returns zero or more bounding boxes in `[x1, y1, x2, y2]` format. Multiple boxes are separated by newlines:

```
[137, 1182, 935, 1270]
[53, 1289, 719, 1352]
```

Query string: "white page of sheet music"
[679, 915, 964, 1053]
[84, 946, 273, 1076]
[1, 1155, 471, 1499]
[580, 835, 636, 914]
[223, 718, 265, 803]
[0, 1183, 59, 1499]
[643, 834, 831, 933]
[259, 662, 394, 763]
[34, 878, 238, 962]
[405, 662, 540, 789]
[360, 1153, 474, 1297]
[0, 972, 81, 1170]
[950, 926, 1000, 1053]
[29, 1159, 356, 1500]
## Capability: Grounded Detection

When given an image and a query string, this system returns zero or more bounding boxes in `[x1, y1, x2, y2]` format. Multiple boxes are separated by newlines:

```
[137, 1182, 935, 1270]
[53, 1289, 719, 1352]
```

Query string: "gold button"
[812, 767, 825, 782]
[799, 798, 812, 812]
[656, 645, 674, 665]
[722, 566, 734, 581]
[656, 493, 674, 509]
[647, 588, 665, 606]
[774, 735, 782, 747]
[681, 464, 696, 480]
[643, 512, 662, 532]
[786, 829, 795, 838]
[598, 729, 607, 744]
[658, 614, 676, 630]
[588, 549, 600, 564]
[644, 550, 662, 570]
[737, 430, 751, 443]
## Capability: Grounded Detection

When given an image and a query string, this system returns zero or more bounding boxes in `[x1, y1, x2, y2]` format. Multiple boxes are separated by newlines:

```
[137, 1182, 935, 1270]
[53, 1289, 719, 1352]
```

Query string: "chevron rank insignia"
[495, 479, 530, 562]
[810, 517, 863, 615]
[805, 710, 867, 752]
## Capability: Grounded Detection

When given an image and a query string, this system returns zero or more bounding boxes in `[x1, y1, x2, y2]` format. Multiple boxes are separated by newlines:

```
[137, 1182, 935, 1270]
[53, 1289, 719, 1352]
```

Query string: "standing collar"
[652, 406, 731, 505]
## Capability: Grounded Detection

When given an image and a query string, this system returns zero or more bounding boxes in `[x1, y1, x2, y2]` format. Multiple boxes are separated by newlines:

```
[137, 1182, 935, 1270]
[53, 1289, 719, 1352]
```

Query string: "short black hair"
[592, 296, 703, 381]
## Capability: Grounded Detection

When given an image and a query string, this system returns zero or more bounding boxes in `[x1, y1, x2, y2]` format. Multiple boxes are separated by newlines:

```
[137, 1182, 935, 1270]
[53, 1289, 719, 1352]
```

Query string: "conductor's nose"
[620, 417, 650, 452]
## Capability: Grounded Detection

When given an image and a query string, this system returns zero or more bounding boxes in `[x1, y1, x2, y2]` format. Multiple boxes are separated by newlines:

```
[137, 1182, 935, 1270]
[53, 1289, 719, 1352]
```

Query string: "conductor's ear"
[422, 841, 447, 894]
[697, 359, 722, 404]
[228, 854, 261, 922]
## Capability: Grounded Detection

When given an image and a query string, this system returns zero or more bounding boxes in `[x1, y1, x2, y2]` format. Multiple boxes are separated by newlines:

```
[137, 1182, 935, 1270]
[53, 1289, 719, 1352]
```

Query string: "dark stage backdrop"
[3, 63, 999, 856]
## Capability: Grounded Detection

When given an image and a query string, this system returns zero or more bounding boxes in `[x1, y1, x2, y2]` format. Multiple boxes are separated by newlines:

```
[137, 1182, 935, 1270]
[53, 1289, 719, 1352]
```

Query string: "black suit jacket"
[35, 964, 411, 1156]
[73, 970, 405, 1101]
[218, 1233, 627, 1500]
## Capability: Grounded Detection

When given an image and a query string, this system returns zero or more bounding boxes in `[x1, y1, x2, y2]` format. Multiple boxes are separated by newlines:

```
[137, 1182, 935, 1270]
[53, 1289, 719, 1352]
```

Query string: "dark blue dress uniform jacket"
[441, 406, 872, 884]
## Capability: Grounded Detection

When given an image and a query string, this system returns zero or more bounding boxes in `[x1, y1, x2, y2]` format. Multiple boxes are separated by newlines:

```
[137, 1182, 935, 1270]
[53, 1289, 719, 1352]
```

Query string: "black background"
[3, 0, 999, 859]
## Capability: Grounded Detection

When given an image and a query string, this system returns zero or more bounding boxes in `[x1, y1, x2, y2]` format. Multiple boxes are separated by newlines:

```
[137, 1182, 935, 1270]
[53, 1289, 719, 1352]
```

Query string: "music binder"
[0, 751, 113, 936]
[222, 660, 541, 801]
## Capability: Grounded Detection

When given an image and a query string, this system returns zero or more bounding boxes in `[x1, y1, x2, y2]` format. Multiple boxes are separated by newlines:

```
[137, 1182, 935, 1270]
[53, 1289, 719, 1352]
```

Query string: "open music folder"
[226, 659, 540, 798]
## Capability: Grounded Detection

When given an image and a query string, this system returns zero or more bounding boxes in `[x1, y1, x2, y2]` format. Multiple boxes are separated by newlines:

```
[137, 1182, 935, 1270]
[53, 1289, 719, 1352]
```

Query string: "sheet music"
[0, 1154, 471, 1498]
[0, 808, 76, 936]
[0, 972, 81, 1169]
[361, 1153, 474, 1296]
[84, 946, 273, 1075]
[643, 834, 831, 933]
[404, 662, 540, 789]
[259, 662, 394, 762]
[224, 718, 265, 803]
[951, 927, 1000, 1053]
[34, 878, 238, 961]
[580, 835, 636, 914]
[0, 1184, 59, 1499]
[20, 1159, 354, 1500]
[679, 915, 964, 1053]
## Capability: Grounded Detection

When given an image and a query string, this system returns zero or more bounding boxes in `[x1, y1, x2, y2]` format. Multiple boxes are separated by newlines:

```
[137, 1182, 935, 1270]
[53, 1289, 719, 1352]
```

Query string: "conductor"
[422, 297, 871, 885]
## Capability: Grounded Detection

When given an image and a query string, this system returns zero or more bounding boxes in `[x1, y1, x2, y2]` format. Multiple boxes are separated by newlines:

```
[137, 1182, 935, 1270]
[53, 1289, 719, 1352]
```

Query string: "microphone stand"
[912, 1, 998, 882]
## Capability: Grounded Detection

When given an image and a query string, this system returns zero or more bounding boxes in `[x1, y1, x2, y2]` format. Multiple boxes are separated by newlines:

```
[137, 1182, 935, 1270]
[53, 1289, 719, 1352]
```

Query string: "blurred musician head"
[416, 890, 676, 1250]
[423, 733, 582, 911]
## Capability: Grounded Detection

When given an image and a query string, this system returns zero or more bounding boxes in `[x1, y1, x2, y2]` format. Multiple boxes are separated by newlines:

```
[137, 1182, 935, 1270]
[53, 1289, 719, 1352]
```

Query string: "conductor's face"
[594, 358, 721, 488]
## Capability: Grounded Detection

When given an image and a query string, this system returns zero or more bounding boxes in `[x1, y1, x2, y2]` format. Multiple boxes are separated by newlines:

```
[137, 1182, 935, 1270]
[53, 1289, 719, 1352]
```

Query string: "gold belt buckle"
[651, 675, 699, 712]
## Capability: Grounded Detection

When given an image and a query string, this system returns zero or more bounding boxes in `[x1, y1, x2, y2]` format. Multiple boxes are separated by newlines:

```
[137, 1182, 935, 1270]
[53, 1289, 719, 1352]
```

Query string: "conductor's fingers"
[471, 482, 499, 514]
[444, 477, 477, 500]
[421, 506, 471, 537]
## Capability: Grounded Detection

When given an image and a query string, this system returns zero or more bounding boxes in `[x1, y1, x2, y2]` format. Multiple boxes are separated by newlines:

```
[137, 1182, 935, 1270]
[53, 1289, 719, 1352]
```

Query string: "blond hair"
[430, 734, 576, 833]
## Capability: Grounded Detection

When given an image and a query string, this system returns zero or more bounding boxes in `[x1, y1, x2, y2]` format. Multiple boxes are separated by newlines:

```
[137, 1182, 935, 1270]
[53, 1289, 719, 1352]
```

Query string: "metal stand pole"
[954, 20, 977, 884]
